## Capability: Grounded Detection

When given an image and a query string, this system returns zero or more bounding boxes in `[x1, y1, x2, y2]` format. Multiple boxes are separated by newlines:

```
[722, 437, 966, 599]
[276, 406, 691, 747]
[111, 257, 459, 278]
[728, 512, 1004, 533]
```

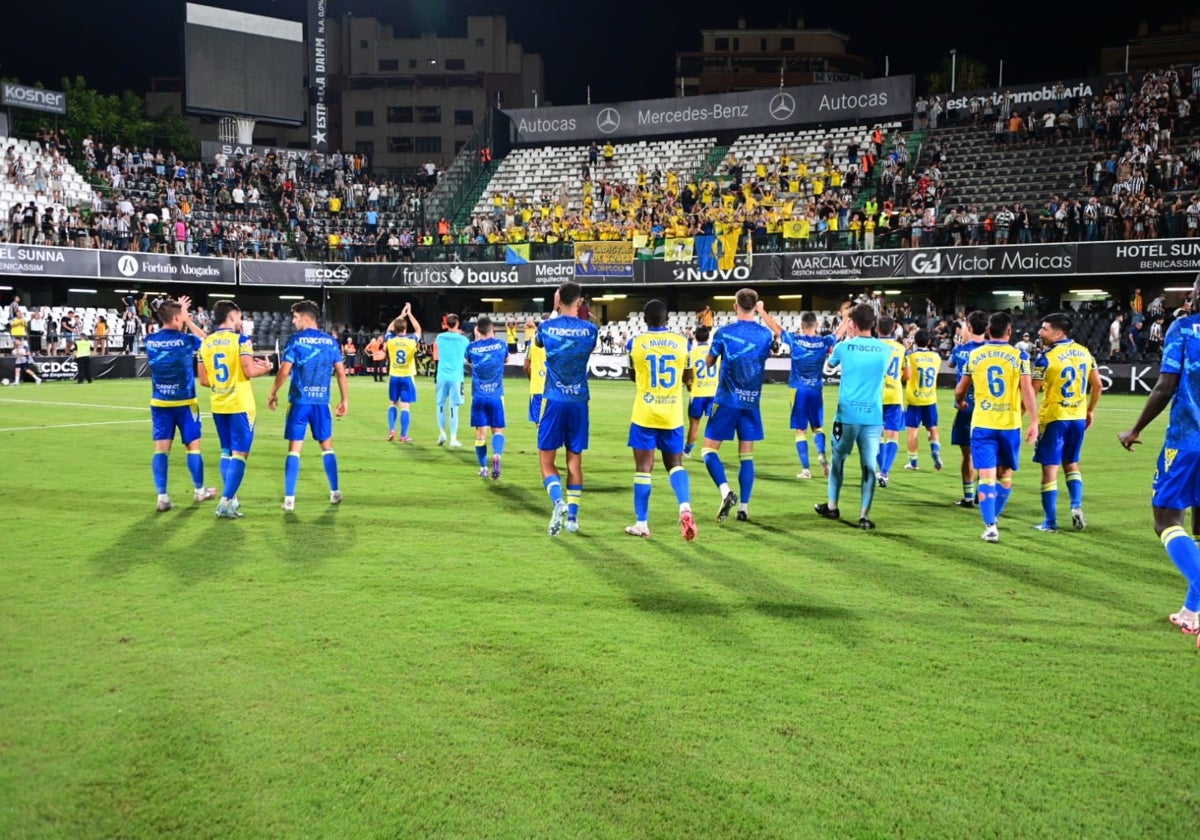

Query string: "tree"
[925, 54, 989, 97]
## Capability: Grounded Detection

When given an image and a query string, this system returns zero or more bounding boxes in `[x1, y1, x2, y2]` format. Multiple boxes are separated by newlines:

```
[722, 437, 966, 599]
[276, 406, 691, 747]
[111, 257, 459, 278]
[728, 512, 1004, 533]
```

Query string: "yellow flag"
[717, 230, 740, 271]
[665, 237, 694, 262]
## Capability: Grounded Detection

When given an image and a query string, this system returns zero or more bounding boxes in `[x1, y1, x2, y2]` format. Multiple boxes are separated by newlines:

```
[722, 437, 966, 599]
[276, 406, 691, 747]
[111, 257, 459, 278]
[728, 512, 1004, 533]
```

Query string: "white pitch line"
[0, 419, 149, 433]
[0, 398, 147, 411]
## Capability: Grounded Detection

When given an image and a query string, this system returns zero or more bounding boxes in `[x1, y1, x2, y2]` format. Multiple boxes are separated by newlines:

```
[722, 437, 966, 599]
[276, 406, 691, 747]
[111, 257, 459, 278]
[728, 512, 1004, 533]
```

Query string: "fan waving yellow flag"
[717, 229, 740, 271]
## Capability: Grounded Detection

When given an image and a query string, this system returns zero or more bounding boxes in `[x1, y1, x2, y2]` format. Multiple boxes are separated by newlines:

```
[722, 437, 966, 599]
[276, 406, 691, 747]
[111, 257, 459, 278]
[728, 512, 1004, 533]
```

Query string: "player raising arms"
[902, 328, 944, 471]
[949, 310, 989, 507]
[876, 315, 906, 487]
[385, 303, 421, 443]
[954, 311, 1038, 543]
[683, 325, 718, 458]
[537, 282, 598, 535]
[466, 316, 508, 480]
[700, 288, 775, 523]
[624, 299, 696, 540]
[764, 310, 836, 479]
[1119, 272, 1200, 645]
[267, 300, 349, 512]
[198, 299, 274, 519]
[144, 295, 215, 511]
[1031, 312, 1102, 532]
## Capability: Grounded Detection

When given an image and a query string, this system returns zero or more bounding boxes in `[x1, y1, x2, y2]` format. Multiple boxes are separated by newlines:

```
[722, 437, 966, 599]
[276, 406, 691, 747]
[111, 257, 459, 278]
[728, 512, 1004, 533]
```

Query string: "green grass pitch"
[0, 377, 1195, 837]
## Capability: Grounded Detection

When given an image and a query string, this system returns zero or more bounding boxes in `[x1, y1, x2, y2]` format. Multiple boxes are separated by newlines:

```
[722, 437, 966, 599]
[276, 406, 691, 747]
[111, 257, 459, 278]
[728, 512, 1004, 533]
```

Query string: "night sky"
[0, 1, 1173, 106]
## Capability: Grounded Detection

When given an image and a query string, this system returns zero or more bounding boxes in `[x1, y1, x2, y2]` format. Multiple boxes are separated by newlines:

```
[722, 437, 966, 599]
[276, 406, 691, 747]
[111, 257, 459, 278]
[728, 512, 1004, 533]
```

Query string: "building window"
[408, 59, 417, 69]
[780, 37, 795, 51]
[475, 38, 485, 47]
[445, 58, 465, 71]
[454, 109, 474, 126]
[416, 106, 441, 123]
[378, 58, 399, 72]
[354, 110, 374, 127]
[387, 137, 414, 153]
[387, 106, 413, 123]
[359, 40, 368, 49]
[414, 137, 442, 153]
[355, 141, 374, 159]
[760, 38, 767, 51]
[732, 38, 740, 50]
[714, 37, 729, 51]
[454, 141, 466, 154]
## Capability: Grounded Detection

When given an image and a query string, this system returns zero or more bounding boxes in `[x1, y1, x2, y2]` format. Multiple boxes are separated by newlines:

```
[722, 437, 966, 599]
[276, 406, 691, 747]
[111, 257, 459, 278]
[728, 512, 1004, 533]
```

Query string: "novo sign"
[2, 82, 67, 115]
[503, 75, 914, 143]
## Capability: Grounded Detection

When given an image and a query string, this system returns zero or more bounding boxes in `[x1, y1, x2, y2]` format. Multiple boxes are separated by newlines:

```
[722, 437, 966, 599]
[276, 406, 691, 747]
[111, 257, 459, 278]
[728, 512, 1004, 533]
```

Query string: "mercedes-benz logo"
[117, 255, 139, 277]
[768, 92, 796, 121]
[596, 107, 621, 134]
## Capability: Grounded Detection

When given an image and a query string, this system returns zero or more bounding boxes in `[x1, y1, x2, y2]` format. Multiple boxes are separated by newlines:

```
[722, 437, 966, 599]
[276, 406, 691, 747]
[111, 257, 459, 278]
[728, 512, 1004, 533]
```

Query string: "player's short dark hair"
[291, 300, 320, 322]
[988, 310, 1013, 340]
[693, 325, 711, 342]
[735, 288, 758, 313]
[475, 315, 493, 334]
[878, 315, 895, 337]
[446, 313, 459, 329]
[212, 299, 240, 327]
[801, 311, 817, 327]
[913, 328, 931, 348]
[849, 304, 876, 332]
[1041, 312, 1072, 336]
[644, 299, 668, 327]
[558, 281, 583, 307]
[967, 309, 989, 336]
[157, 300, 182, 324]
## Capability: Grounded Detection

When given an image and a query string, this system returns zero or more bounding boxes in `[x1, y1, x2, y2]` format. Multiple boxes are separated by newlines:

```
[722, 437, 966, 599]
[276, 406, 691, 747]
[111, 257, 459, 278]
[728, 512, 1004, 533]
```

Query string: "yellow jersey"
[386, 333, 419, 377]
[629, 328, 688, 429]
[1033, 339, 1096, 424]
[882, 339, 905, 406]
[688, 342, 719, 399]
[963, 342, 1031, 431]
[904, 349, 941, 406]
[527, 337, 546, 397]
[199, 329, 255, 415]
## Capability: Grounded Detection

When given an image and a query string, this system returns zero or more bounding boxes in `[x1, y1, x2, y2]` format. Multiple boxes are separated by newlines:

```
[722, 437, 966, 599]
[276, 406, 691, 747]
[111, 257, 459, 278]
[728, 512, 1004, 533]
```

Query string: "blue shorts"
[528, 393, 544, 424]
[790, 388, 825, 431]
[537, 400, 589, 453]
[688, 396, 715, 421]
[831, 422, 882, 466]
[905, 404, 939, 430]
[285, 403, 333, 442]
[951, 407, 974, 446]
[1153, 448, 1200, 510]
[436, 379, 464, 407]
[1033, 419, 1086, 467]
[389, 376, 417, 404]
[970, 427, 1021, 471]
[704, 403, 764, 442]
[212, 411, 256, 453]
[628, 423, 684, 454]
[151, 403, 202, 445]
[883, 404, 905, 432]
[470, 395, 506, 429]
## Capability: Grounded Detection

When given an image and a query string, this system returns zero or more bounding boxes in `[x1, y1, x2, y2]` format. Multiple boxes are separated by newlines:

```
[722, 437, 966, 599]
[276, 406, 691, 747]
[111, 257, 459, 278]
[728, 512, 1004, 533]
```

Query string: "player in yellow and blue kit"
[1032, 313, 1102, 532]
[954, 311, 1039, 543]
[624, 299, 696, 541]
[524, 316, 547, 425]
[267, 300, 349, 512]
[902, 328, 944, 472]
[198, 300, 274, 519]
[467, 316, 508, 480]
[385, 303, 421, 442]
[683, 326, 718, 457]
[145, 295, 215, 511]
[1120, 273, 1200, 645]
[537, 282, 598, 535]
[876, 315, 906, 487]
[948, 311, 989, 507]
[701, 288, 775, 523]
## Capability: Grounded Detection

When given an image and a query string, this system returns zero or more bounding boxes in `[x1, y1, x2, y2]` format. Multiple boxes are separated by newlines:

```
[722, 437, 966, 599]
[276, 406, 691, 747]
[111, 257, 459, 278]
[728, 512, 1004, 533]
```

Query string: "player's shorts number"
[213, 352, 230, 383]
[648, 354, 677, 389]
[1059, 364, 1089, 399]
[986, 365, 1005, 398]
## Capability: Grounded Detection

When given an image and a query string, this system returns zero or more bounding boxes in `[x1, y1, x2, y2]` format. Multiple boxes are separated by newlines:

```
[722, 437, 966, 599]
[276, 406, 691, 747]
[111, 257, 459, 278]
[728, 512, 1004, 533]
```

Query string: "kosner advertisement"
[502, 76, 914, 144]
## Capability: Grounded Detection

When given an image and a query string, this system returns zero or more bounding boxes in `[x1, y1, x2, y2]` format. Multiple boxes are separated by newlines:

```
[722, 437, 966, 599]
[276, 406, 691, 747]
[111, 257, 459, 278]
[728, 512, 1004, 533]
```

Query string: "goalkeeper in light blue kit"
[267, 300, 349, 512]
[467, 316, 508, 480]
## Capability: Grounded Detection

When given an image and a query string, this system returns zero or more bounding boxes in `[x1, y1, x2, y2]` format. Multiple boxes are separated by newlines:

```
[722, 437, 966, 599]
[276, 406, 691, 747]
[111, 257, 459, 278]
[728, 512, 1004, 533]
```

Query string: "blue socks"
[795, 432, 810, 469]
[634, 473, 652, 521]
[738, 455, 755, 504]
[152, 451, 169, 494]
[995, 482, 1012, 518]
[668, 465, 690, 506]
[566, 484, 582, 520]
[285, 452, 301, 497]
[978, 479, 998, 526]
[813, 430, 826, 459]
[475, 440, 488, 467]
[1163, 526, 1200, 611]
[544, 475, 563, 505]
[400, 409, 410, 437]
[702, 448, 728, 488]
[322, 450, 338, 491]
[879, 440, 899, 474]
[1041, 481, 1058, 527]
[224, 456, 247, 499]
[186, 452, 204, 489]
[493, 433, 505, 456]
[1066, 470, 1083, 508]
[388, 406, 397, 432]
